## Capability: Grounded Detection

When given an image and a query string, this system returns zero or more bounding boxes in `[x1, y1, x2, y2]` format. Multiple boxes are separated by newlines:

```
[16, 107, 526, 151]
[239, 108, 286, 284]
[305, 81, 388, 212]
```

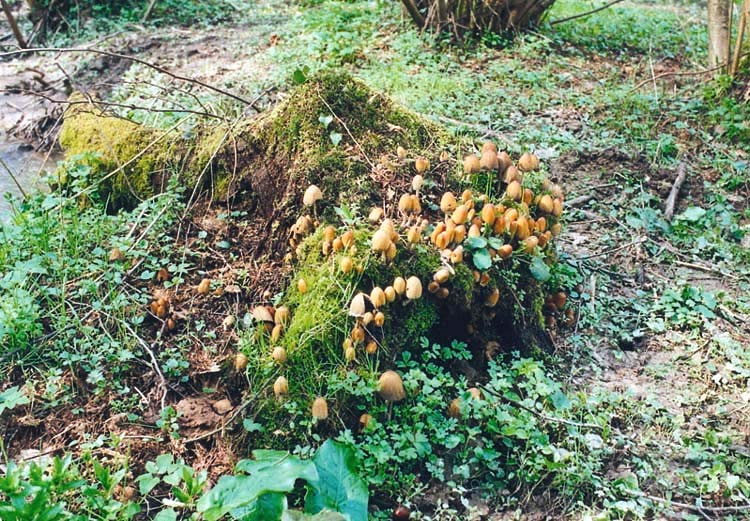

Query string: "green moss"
[58, 104, 178, 208]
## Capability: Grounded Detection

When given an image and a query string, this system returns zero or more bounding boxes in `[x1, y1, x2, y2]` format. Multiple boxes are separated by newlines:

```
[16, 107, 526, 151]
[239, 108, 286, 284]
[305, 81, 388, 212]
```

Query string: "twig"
[0, 47, 255, 107]
[0, 157, 28, 198]
[141, 0, 159, 22]
[629, 61, 731, 93]
[674, 260, 739, 281]
[626, 489, 750, 516]
[480, 385, 603, 430]
[567, 194, 594, 207]
[317, 91, 375, 170]
[577, 236, 646, 260]
[549, 0, 625, 26]
[0, 0, 26, 48]
[664, 162, 687, 221]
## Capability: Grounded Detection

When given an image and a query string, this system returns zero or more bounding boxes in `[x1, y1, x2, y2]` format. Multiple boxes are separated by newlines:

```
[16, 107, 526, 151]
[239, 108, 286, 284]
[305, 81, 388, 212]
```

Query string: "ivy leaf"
[471, 249, 492, 271]
[529, 256, 551, 281]
[292, 66, 309, 85]
[465, 236, 487, 250]
[329, 132, 343, 146]
[318, 114, 333, 129]
[0, 386, 29, 416]
[153, 509, 178, 521]
[488, 237, 504, 250]
[304, 440, 368, 521]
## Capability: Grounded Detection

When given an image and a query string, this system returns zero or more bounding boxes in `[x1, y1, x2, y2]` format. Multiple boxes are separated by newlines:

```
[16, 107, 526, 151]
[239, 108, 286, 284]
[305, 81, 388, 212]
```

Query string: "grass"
[3, 0, 750, 518]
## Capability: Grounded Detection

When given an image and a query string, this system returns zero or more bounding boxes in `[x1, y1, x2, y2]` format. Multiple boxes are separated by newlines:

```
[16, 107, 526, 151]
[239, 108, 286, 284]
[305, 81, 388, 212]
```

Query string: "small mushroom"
[384, 286, 396, 303]
[368, 207, 384, 223]
[370, 287, 386, 308]
[252, 306, 274, 327]
[415, 157, 429, 174]
[275, 306, 290, 326]
[405, 276, 423, 300]
[373, 311, 385, 327]
[349, 293, 367, 317]
[378, 370, 406, 402]
[312, 397, 329, 420]
[393, 277, 406, 296]
[412, 175, 424, 193]
[463, 155, 481, 174]
[440, 192, 457, 214]
[371, 229, 391, 252]
[197, 278, 211, 295]
[234, 352, 248, 371]
[303, 185, 323, 218]
[272, 346, 287, 363]
[340, 256, 353, 273]
[273, 376, 289, 398]
[297, 278, 308, 294]
[396, 146, 407, 160]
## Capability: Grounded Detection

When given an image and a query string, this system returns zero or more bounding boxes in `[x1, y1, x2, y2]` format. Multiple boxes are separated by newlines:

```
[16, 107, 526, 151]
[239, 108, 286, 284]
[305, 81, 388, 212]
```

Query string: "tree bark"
[707, 0, 731, 70]
[401, 0, 555, 35]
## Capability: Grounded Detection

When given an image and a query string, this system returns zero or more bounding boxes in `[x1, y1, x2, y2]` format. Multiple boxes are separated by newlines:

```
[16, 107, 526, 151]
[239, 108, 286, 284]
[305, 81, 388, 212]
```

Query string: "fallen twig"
[674, 260, 739, 281]
[664, 162, 687, 221]
[480, 385, 603, 430]
[567, 194, 594, 207]
[0, 47, 255, 107]
[549, 0, 625, 26]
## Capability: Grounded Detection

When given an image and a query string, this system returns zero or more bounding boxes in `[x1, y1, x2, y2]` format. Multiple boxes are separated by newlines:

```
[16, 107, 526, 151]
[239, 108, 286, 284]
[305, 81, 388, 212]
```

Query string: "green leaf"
[487, 237, 504, 250]
[464, 236, 487, 250]
[305, 440, 368, 521]
[678, 206, 706, 222]
[549, 390, 572, 411]
[153, 508, 178, 521]
[231, 492, 286, 521]
[0, 386, 29, 416]
[529, 256, 551, 282]
[318, 115, 333, 129]
[329, 132, 343, 146]
[136, 474, 161, 496]
[242, 419, 264, 433]
[292, 66, 309, 85]
[471, 249, 492, 271]
[283, 510, 346, 521]
[198, 451, 317, 521]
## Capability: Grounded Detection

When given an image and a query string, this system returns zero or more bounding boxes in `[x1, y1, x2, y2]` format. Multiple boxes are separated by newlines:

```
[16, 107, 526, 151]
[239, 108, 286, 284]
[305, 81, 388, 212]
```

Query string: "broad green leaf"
[283, 510, 346, 521]
[305, 440, 368, 521]
[549, 390, 572, 411]
[230, 492, 286, 521]
[471, 249, 492, 271]
[529, 256, 551, 282]
[464, 236, 487, 250]
[329, 132, 343, 146]
[198, 451, 317, 521]
[678, 206, 706, 222]
[153, 508, 177, 521]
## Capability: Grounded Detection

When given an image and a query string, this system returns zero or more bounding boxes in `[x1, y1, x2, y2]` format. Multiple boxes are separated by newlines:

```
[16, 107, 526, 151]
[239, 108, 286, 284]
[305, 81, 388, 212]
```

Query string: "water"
[0, 139, 56, 219]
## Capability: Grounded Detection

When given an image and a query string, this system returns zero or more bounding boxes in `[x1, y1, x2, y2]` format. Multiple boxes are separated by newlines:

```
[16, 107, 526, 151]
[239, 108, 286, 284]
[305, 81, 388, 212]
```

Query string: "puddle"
[0, 138, 58, 219]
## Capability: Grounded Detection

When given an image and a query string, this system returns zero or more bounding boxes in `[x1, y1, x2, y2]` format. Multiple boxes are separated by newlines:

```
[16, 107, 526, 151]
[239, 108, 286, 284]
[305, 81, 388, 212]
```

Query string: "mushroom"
[440, 192, 457, 214]
[340, 256, 353, 273]
[371, 229, 391, 253]
[397, 146, 407, 160]
[384, 286, 396, 303]
[275, 306, 290, 326]
[312, 397, 328, 420]
[297, 278, 308, 294]
[485, 288, 500, 307]
[405, 276, 423, 300]
[506, 181, 522, 201]
[273, 376, 289, 398]
[368, 207, 384, 223]
[463, 155, 480, 174]
[271, 324, 283, 342]
[393, 277, 406, 296]
[252, 306, 274, 330]
[415, 157, 429, 174]
[412, 175, 424, 194]
[373, 311, 385, 327]
[378, 370, 406, 402]
[448, 398, 462, 418]
[345, 346, 356, 362]
[370, 287, 386, 308]
[303, 184, 323, 218]
[480, 150, 499, 171]
[234, 352, 248, 371]
[197, 278, 211, 295]
[433, 268, 451, 284]
[349, 293, 367, 317]
[481, 203, 496, 226]
[272, 346, 287, 363]
[359, 413, 374, 430]
[517, 152, 539, 172]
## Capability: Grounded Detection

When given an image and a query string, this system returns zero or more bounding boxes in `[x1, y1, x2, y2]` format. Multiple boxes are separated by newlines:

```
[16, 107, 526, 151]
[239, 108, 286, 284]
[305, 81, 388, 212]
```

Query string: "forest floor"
[2, 0, 750, 519]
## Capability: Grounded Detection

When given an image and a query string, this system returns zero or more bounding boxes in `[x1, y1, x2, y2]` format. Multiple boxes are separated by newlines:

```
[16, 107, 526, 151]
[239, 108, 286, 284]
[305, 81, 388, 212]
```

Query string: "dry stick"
[0, 47, 255, 107]
[2, 87, 226, 120]
[663, 162, 687, 221]
[480, 385, 603, 430]
[317, 91, 375, 170]
[566, 194, 594, 207]
[730, 0, 750, 76]
[674, 260, 740, 281]
[0, 0, 26, 48]
[626, 490, 750, 516]
[549, 0, 626, 26]
[0, 157, 28, 198]
[141, 0, 159, 23]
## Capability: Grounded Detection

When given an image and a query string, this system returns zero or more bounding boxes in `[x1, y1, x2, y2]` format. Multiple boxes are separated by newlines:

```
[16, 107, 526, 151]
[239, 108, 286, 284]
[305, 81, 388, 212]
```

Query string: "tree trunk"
[707, 0, 731, 70]
[402, 0, 556, 35]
